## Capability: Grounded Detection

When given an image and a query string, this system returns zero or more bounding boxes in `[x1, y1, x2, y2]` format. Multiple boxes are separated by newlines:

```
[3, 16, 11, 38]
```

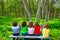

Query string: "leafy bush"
[47, 19, 60, 29]
[0, 16, 60, 40]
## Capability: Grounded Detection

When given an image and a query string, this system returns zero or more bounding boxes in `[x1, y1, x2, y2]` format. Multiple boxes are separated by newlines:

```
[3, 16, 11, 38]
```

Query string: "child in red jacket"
[34, 23, 41, 35]
[34, 23, 41, 40]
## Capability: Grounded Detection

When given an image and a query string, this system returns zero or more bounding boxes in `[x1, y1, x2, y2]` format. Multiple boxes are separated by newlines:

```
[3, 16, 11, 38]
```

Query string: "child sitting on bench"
[42, 24, 50, 40]
[12, 22, 20, 40]
[34, 22, 41, 40]
[21, 21, 28, 40]
[28, 22, 34, 40]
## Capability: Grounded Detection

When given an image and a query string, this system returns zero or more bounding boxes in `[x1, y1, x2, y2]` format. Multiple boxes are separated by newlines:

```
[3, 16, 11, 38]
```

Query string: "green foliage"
[0, 16, 60, 40]
[50, 29, 60, 40]
[47, 19, 60, 29]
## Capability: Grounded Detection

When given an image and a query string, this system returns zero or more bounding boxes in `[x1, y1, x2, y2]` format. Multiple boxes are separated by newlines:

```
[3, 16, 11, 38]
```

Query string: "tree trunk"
[22, 0, 32, 22]
[35, 0, 41, 23]
[31, 0, 34, 16]
[45, 0, 49, 22]
[14, 0, 17, 17]
[42, 0, 44, 20]
[59, 13, 60, 18]
[48, 1, 50, 20]
[54, 1, 57, 19]
[0, 0, 5, 16]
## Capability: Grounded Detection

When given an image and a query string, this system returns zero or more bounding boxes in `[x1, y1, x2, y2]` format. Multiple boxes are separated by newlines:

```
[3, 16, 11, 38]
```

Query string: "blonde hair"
[43, 24, 48, 29]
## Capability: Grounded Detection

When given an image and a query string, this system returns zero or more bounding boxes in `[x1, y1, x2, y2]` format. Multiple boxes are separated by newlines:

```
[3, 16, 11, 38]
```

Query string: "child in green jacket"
[21, 21, 28, 40]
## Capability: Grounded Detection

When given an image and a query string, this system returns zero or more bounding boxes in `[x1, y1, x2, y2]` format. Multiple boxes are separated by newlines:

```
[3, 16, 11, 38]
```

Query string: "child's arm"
[40, 26, 42, 32]
[42, 29, 44, 34]
[40, 28, 41, 32]
[19, 25, 22, 30]
[48, 29, 50, 34]
[18, 25, 20, 29]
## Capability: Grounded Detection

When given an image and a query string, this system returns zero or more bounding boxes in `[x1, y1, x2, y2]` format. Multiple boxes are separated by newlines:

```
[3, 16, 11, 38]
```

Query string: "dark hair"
[22, 21, 27, 27]
[13, 22, 18, 26]
[44, 24, 48, 29]
[28, 22, 33, 27]
[35, 22, 39, 26]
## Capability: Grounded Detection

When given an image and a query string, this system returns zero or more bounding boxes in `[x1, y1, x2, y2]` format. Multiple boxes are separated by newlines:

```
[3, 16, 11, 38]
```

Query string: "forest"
[0, 0, 60, 40]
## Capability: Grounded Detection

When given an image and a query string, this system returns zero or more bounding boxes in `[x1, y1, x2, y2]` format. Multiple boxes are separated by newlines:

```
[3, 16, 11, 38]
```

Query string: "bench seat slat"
[10, 35, 50, 38]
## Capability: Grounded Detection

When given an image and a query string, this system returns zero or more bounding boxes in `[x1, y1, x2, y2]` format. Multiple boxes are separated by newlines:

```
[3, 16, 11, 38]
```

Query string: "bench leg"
[41, 38, 50, 40]
[13, 38, 15, 40]
[41, 38, 43, 40]
[16, 38, 19, 40]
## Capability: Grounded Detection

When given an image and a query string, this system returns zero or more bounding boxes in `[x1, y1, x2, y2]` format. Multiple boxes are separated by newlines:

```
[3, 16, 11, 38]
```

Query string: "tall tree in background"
[0, 0, 60, 20]
[35, 0, 41, 22]
[41, 0, 45, 20]
[14, 0, 18, 17]
[45, 0, 49, 22]
[54, 0, 58, 18]
[0, 0, 5, 16]
[22, 0, 32, 22]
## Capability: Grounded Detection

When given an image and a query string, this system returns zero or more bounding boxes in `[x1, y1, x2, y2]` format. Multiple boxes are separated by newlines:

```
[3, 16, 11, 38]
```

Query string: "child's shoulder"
[47, 28, 50, 31]
[42, 28, 46, 30]
[12, 26, 20, 28]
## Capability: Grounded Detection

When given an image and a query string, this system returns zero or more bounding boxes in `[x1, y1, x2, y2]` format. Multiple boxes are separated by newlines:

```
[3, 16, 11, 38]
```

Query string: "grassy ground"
[0, 16, 60, 40]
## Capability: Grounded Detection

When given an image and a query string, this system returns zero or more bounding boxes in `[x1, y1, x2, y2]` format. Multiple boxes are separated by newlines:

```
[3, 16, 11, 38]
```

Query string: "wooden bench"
[10, 35, 50, 40]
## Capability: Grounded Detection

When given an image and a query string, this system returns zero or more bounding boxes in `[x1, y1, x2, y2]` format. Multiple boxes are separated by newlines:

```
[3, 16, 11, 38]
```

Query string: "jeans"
[28, 34, 34, 40]
[42, 37, 50, 40]
[13, 33, 19, 40]
[34, 34, 40, 36]
[34, 34, 41, 40]
[42, 35, 50, 40]
[22, 33, 28, 40]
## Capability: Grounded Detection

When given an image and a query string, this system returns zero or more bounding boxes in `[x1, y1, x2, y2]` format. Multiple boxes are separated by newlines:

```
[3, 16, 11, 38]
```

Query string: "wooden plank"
[10, 35, 50, 38]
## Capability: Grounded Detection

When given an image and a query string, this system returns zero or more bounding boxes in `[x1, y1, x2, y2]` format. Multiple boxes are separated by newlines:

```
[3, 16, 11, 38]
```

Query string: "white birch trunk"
[35, 0, 41, 23]
[22, 0, 32, 22]
[45, 0, 49, 22]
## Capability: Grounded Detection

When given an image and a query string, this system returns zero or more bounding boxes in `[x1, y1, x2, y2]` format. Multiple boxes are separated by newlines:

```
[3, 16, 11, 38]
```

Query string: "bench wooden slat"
[10, 35, 50, 38]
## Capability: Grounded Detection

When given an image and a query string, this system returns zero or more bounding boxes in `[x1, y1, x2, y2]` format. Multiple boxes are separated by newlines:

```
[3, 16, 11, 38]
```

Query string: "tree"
[35, 0, 41, 23]
[54, 0, 58, 18]
[0, 0, 5, 16]
[41, 0, 45, 20]
[22, 0, 32, 22]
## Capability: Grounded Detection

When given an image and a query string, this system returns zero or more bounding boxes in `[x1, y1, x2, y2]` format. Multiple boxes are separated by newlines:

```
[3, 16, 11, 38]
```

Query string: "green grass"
[0, 16, 60, 40]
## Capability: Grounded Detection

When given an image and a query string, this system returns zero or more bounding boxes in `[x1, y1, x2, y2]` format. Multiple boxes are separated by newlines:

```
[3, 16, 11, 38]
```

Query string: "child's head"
[44, 24, 48, 29]
[13, 22, 18, 26]
[22, 21, 27, 27]
[35, 22, 39, 26]
[28, 22, 33, 27]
